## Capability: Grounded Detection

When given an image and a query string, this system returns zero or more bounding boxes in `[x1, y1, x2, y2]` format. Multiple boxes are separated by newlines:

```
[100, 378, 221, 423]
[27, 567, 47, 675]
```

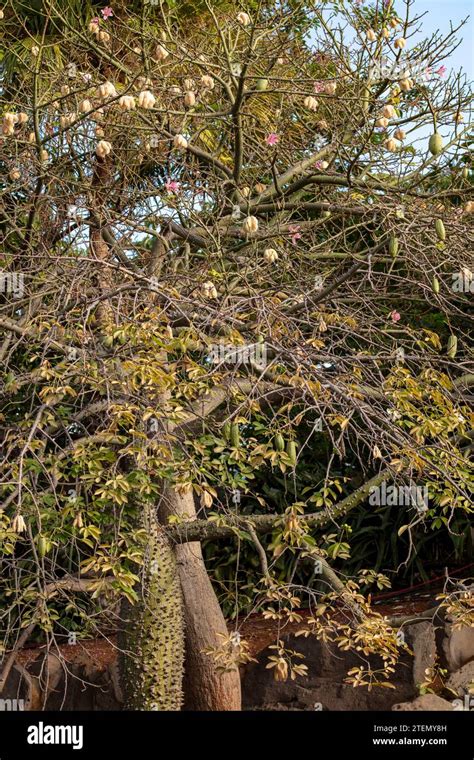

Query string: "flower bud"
[303, 95, 318, 111]
[118, 95, 136, 111]
[138, 90, 156, 109]
[201, 75, 215, 90]
[381, 104, 396, 118]
[243, 215, 259, 234]
[184, 90, 196, 107]
[96, 139, 112, 158]
[394, 37, 406, 49]
[155, 44, 169, 61]
[237, 12, 251, 26]
[173, 133, 188, 150]
[264, 248, 278, 263]
[97, 81, 117, 99]
[79, 99, 92, 113]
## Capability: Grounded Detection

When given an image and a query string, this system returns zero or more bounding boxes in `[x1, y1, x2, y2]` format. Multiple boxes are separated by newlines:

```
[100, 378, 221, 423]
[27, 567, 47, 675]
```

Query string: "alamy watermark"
[369, 481, 429, 512]
[0, 271, 24, 299]
[208, 342, 267, 370]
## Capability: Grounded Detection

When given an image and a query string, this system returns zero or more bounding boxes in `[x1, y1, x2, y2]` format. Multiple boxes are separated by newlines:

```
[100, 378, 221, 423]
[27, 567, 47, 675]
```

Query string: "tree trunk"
[120, 503, 185, 710]
[160, 487, 242, 710]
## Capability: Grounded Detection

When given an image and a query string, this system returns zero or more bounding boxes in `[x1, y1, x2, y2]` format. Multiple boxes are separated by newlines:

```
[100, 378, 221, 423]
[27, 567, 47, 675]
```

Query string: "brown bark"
[159, 487, 241, 711]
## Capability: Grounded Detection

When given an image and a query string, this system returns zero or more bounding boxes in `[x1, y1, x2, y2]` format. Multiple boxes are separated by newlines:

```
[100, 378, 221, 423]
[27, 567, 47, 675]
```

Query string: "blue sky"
[407, 0, 473, 77]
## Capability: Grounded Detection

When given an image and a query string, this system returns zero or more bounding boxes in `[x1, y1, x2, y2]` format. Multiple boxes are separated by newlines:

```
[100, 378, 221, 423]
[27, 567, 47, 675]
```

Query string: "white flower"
[97, 81, 117, 99]
[376, 117, 389, 128]
[98, 30, 110, 43]
[393, 128, 405, 141]
[184, 78, 195, 90]
[4, 112, 18, 125]
[184, 90, 196, 107]
[303, 95, 318, 111]
[60, 84, 70, 96]
[40, 149, 48, 161]
[240, 186, 250, 198]
[118, 95, 136, 111]
[169, 85, 182, 95]
[60, 112, 76, 128]
[319, 160, 329, 170]
[236, 12, 251, 26]
[264, 248, 278, 263]
[324, 81, 337, 95]
[88, 20, 99, 34]
[155, 44, 169, 61]
[31, 45, 40, 57]
[366, 29, 376, 42]
[138, 90, 156, 109]
[394, 37, 406, 49]
[2, 122, 14, 136]
[96, 139, 112, 158]
[17, 112, 28, 124]
[464, 201, 474, 214]
[382, 27, 390, 39]
[255, 182, 266, 194]
[173, 133, 188, 150]
[399, 78, 412, 92]
[243, 215, 259, 234]
[95, 126, 105, 137]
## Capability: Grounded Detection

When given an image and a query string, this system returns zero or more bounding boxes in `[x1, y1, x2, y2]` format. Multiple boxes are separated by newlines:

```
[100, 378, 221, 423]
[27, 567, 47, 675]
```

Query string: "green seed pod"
[286, 440, 297, 466]
[274, 433, 285, 451]
[447, 335, 457, 358]
[428, 132, 443, 156]
[230, 423, 240, 448]
[435, 219, 446, 241]
[255, 78, 268, 91]
[432, 276, 440, 294]
[37, 535, 48, 558]
[389, 236, 399, 257]
[222, 422, 231, 441]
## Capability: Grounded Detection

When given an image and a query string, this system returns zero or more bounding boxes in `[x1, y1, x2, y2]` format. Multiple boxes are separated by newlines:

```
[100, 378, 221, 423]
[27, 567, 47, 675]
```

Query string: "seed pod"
[222, 422, 231, 441]
[428, 132, 443, 156]
[435, 219, 446, 241]
[432, 276, 440, 294]
[389, 236, 399, 257]
[37, 535, 48, 557]
[447, 335, 457, 358]
[255, 77, 268, 91]
[274, 433, 285, 451]
[286, 440, 297, 466]
[230, 423, 240, 448]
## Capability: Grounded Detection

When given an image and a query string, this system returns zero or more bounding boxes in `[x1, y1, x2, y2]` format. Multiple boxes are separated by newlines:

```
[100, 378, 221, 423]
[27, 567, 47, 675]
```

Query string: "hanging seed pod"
[432, 276, 440, 294]
[435, 219, 446, 241]
[274, 433, 285, 451]
[447, 335, 458, 358]
[37, 535, 48, 557]
[230, 423, 240, 448]
[389, 236, 399, 257]
[428, 132, 443, 156]
[286, 440, 297, 466]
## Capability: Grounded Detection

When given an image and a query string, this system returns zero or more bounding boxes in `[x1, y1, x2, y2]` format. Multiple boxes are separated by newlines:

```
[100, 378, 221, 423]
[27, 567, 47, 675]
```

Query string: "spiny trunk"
[160, 487, 241, 711]
[120, 504, 185, 710]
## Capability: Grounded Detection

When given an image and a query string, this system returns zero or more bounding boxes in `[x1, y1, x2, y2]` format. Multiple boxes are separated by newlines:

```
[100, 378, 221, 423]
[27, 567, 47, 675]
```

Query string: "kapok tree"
[0, 0, 473, 710]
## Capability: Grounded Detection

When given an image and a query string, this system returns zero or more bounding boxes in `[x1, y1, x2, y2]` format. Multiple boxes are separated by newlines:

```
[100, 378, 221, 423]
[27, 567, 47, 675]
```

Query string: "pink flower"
[266, 133, 279, 146]
[390, 310, 401, 323]
[314, 81, 325, 93]
[101, 6, 113, 20]
[435, 65, 447, 78]
[165, 179, 180, 193]
[288, 224, 302, 245]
